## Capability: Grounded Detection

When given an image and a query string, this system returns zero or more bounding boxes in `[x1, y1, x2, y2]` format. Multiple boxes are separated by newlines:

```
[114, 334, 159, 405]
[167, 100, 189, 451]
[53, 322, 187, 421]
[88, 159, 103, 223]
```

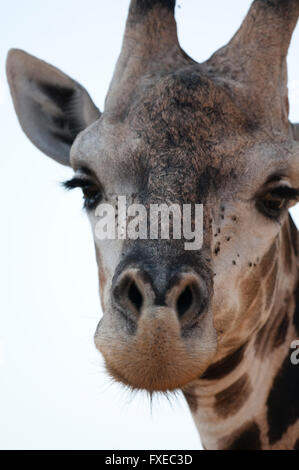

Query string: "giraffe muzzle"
[111, 266, 208, 331]
[94, 259, 216, 392]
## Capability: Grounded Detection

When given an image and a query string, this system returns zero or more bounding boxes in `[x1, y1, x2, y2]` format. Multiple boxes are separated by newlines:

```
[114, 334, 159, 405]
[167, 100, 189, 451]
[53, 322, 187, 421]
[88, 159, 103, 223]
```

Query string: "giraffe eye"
[81, 182, 102, 210]
[260, 193, 286, 214]
[256, 186, 299, 219]
[63, 177, 102, 211]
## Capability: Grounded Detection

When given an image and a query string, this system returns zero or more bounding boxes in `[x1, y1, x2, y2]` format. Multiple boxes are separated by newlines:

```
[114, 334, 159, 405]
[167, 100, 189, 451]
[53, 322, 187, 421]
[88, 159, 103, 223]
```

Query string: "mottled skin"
[185, 218, 299, 449]
[6, 0, 299, 450]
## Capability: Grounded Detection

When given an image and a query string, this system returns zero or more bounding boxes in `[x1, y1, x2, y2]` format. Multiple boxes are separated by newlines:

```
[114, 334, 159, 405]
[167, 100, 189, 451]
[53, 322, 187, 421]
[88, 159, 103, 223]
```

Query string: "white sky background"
[1, 0, 299, 450]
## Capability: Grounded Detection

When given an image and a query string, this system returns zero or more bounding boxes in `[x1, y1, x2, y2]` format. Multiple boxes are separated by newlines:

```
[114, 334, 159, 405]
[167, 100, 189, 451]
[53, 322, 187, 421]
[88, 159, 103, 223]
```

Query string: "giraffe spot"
[255, 307, 288, 357]
[272, 314, 289, 350]
[294, 439, 299, 450]
[267, 355, 299, 444]
[183, 389, 198, 413]
[240, 271, 261, 314]
[200, 343, 247, 380]
[214, 373, 252, 418]
[221, 422, 261, 450]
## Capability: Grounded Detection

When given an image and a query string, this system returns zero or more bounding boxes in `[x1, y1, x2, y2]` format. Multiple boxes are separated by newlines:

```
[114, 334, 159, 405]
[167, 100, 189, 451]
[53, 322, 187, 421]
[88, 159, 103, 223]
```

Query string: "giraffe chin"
[95, 306, 217, 392]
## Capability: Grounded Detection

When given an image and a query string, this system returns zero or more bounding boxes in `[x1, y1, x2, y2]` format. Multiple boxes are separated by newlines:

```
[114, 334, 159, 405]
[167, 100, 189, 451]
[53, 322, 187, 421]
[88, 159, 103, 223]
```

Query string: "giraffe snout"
[95, 261, 216, 392]
[111, 266, 208, 329]
[95, 250, 216, 392]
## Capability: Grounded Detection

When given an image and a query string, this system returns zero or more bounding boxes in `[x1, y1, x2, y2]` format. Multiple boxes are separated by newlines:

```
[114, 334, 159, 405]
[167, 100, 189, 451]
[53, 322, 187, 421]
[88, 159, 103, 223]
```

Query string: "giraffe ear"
[6, 49, 101, 166]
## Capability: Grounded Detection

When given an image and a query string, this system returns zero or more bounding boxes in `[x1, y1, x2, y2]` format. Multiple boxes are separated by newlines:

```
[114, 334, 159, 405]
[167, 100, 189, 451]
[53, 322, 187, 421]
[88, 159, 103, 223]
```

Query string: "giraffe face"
[6, 1, 299, 394]
[68, 70, 299, 392]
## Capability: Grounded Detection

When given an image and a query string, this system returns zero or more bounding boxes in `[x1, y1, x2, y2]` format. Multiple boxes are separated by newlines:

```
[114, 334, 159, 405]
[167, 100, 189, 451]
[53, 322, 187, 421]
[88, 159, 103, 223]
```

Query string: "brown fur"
[214, 373, 252, 418]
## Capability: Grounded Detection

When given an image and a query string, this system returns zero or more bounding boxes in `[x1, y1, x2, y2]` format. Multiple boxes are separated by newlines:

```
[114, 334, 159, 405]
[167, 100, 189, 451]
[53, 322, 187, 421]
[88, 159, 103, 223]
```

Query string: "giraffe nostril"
[128, 281, 143, 314]
[176, 285, 193, 318]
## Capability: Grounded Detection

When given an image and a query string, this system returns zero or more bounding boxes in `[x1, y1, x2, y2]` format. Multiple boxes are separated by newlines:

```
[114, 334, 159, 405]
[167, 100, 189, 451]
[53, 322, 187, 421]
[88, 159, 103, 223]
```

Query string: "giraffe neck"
[183, 216, 299, 450]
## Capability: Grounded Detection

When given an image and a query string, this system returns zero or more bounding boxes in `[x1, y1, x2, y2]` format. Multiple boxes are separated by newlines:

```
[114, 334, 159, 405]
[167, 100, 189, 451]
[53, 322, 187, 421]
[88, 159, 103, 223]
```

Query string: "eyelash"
[63, 176, 102, 211]
[63, 176, 298, 218]
[256, 186, 299, 220]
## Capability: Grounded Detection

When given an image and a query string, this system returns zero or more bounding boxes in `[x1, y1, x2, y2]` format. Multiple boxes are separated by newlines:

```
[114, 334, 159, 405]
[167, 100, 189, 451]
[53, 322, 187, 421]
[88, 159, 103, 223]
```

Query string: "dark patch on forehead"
[273, 314, 289, 350]
[214, 373, 252, 418]
[267, 355, 299, 444]
[222, 422, 261, 450]
[172, 68, 209, 92]
[294, 439, 299, 450]
[130, 64, 253, 160]
[200, 343, 247, 380]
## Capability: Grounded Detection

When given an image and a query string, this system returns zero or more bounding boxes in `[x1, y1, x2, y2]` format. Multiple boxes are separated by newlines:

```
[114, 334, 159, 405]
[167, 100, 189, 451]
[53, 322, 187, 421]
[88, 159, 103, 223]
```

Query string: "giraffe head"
[6, 0, 299, 393]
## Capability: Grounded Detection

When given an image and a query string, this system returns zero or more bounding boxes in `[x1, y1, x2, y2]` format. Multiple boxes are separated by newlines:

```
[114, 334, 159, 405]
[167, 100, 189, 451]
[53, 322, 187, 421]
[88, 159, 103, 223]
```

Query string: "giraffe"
[6, 0, 299, 449]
